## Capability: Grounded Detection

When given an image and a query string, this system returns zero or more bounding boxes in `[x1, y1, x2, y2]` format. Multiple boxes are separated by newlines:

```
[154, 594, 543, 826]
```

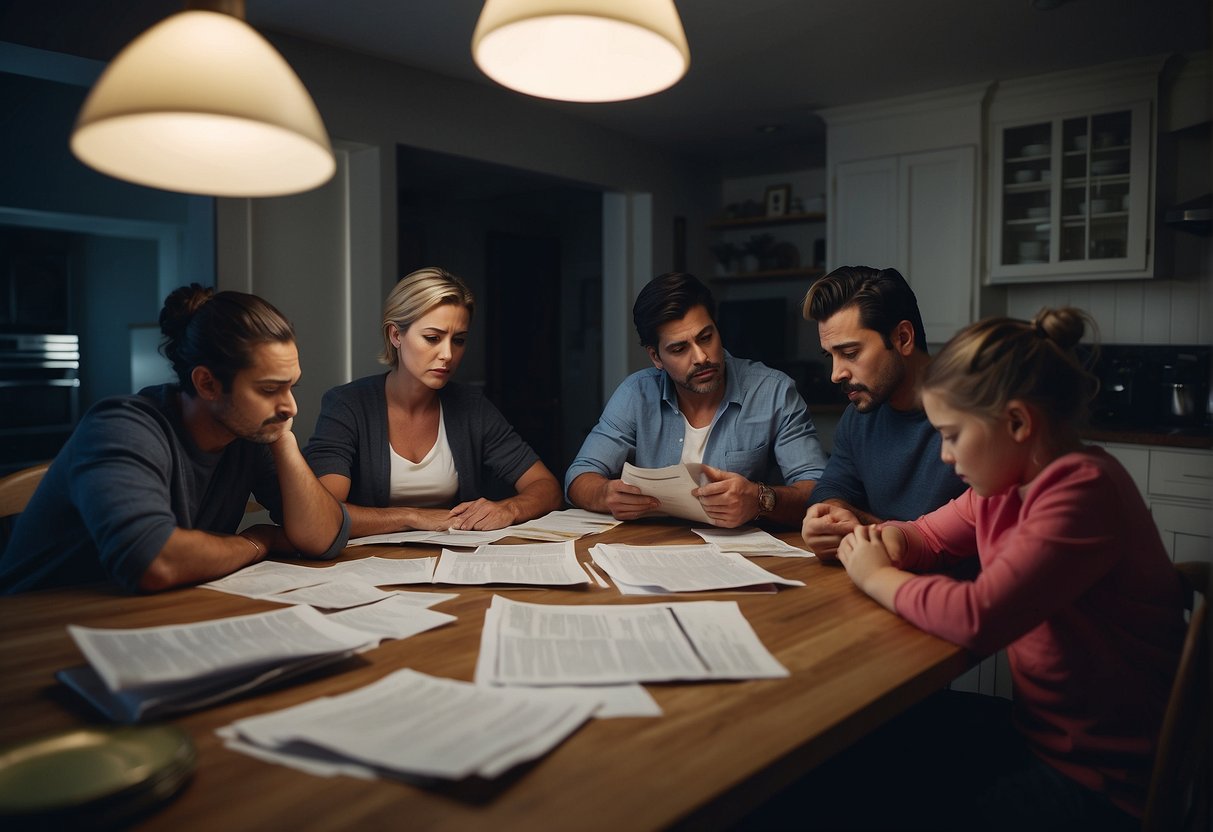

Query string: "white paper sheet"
[388, 590, 458, 608]
[493, 684, 662, 719]
[590, 544, 804, 593]
[669, 599, 791, 679]
[431, 541, 588, 586]
[201, 560, 330, 599]
[345, 530, 446, 547]
[266, 580, 395, 610]
[324, 596, 456, 640]
[692, 527, 815, 558]
[621, 462, 712, 523]
[327, 556, 437, 585]
[476, 595, 787, 686]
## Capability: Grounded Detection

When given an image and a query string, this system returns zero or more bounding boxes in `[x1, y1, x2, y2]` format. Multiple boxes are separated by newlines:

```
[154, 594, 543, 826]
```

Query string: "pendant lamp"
[70, 0, 335, 197]
[471, 0, 690, 103]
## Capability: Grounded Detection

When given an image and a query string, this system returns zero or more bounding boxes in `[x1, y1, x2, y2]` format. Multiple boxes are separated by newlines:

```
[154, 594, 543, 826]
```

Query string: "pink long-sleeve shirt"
[890, 447, 1185, 818]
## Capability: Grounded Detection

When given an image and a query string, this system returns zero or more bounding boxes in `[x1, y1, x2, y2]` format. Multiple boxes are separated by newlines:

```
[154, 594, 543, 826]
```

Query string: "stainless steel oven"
[0, 333, 79, 471]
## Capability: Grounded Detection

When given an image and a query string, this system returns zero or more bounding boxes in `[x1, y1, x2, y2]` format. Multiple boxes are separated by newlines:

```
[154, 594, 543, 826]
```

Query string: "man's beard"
[215, 400, 290, 444]
[842, 356, 904, 413]
[677, 361, 724, 395]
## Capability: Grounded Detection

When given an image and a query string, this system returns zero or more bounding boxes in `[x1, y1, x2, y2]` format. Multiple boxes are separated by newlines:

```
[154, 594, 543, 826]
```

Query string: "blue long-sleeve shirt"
[808, 402, 965, 520]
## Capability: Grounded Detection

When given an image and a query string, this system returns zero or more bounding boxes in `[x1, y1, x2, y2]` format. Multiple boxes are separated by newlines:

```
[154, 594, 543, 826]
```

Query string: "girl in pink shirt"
[836, 307, 1185, 828]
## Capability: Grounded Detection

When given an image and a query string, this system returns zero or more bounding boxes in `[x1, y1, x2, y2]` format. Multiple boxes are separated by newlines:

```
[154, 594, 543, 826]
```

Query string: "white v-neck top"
[679, 418, 713, 465]
[388, 405, 459, 506]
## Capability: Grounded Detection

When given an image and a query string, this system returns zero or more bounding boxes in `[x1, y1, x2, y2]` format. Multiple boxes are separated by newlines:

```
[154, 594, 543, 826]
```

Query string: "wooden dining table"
[0, 520, 972, 831]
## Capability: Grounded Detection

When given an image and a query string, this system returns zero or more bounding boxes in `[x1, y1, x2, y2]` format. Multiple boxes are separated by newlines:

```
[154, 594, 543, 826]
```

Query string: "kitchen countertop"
[1082, 427, 1213, 450]
[808, 400, 1211, 449]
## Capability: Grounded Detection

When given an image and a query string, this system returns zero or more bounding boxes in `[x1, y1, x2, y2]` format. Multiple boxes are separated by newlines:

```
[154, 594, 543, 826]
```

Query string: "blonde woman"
[305, 268, 561, 535]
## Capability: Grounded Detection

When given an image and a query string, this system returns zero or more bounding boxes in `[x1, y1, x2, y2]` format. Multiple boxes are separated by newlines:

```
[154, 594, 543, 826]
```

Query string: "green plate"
[0, 725, 195, 817]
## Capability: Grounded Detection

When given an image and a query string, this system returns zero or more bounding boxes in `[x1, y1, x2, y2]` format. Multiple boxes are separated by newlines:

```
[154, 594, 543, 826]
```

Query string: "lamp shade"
[70, 10, 335, 197]
[472, 0, 690, 102]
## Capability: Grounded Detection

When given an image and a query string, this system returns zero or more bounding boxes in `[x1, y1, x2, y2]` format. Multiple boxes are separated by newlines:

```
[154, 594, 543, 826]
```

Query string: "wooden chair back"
[1143, 560, 1211, 832]
[0, 462, 50, 519]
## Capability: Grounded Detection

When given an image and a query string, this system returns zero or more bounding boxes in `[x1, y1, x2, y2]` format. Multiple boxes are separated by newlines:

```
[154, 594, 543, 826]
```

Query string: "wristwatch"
[756, 482, 776, 517]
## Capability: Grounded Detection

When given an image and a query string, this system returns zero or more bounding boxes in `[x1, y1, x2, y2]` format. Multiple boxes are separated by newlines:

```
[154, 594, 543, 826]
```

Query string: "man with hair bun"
[0, 284, 349, 593]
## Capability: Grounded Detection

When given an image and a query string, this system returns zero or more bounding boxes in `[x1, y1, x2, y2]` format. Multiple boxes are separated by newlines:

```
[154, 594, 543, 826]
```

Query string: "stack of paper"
[503, 509, 622, 541]
[346, 528, 508, 548]
[346, 509, 622, 547]
[57, 606, 381, 723]
[589, 543, 804, 594]
[475, 595, 788, 686]
[219, 669, 595, 780]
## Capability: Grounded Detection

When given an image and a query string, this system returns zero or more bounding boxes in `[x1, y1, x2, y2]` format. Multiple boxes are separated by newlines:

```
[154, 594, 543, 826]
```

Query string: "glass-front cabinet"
[990, 101, 1152, 282]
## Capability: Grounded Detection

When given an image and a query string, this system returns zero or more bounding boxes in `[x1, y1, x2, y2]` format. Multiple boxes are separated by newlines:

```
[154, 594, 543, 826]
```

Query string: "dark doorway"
[485, 232, 563, 473]
[395, 144, 603, 481]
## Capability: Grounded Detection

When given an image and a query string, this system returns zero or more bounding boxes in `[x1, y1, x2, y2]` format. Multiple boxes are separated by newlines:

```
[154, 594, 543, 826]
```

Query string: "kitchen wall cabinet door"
[897, 148, 976, 346]
[831, 147, 975, 344]
[832, 157, 898, 270]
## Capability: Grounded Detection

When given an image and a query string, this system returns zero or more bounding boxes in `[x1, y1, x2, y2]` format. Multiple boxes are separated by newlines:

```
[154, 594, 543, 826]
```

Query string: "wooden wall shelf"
[708, 212, 826, 230]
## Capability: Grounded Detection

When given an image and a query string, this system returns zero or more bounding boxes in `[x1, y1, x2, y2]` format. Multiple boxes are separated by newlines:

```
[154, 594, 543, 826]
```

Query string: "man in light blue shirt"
[565, 272, 826, 528]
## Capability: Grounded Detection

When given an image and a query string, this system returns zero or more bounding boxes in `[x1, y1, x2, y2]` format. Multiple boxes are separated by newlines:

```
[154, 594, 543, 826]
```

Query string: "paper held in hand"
[621, 462, 711, 523]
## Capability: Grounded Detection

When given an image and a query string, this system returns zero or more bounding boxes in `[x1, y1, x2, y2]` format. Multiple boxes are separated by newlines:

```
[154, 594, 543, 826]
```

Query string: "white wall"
[216, 152, 352, 445]
[1004, 272, 1213, 344]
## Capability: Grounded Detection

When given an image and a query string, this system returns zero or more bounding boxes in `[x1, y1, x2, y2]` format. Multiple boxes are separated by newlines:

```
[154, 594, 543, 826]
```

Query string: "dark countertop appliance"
[1089, 344, 1211, 438]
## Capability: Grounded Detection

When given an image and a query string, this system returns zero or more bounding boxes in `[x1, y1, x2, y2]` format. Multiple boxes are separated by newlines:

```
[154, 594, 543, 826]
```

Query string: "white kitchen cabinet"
[1151, 501, 1212, 564]
[832, 147, 976, 344]
[1147, 448, 1213, 502]
[822, 84, 987, 346]
[1104, 443, 1213, 563]
[986, 56, 1164, 284]
[990, 102, 1152, 281]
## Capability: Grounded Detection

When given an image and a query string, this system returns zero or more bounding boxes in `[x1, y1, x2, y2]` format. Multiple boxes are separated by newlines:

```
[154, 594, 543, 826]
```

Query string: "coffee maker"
[1159, 348, 1211, 431]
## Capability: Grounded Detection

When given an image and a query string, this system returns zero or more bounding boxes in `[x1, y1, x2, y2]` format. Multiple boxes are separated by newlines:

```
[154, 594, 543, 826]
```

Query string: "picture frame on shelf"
[764, 184, 791, 218]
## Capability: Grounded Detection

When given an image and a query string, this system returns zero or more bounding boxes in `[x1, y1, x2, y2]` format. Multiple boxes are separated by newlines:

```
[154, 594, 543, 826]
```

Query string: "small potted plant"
[742, 233, 775, 272]
[709, 241, 740, 276]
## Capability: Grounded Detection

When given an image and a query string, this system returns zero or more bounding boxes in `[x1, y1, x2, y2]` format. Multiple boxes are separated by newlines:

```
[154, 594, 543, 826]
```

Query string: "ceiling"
[2, 0, 1209, 173]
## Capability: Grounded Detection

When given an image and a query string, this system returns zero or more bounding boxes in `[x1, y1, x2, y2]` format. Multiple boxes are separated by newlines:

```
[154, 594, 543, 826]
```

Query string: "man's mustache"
[685, 362, 720, 383]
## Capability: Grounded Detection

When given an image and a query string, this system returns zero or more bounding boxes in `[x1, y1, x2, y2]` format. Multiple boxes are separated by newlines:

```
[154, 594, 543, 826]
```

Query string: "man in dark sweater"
[0, 286, 349, 594]
[800, 266, 965, 559]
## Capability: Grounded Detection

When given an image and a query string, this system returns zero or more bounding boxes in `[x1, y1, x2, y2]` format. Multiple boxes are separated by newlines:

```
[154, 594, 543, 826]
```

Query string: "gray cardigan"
[304, 374, 540, 507]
